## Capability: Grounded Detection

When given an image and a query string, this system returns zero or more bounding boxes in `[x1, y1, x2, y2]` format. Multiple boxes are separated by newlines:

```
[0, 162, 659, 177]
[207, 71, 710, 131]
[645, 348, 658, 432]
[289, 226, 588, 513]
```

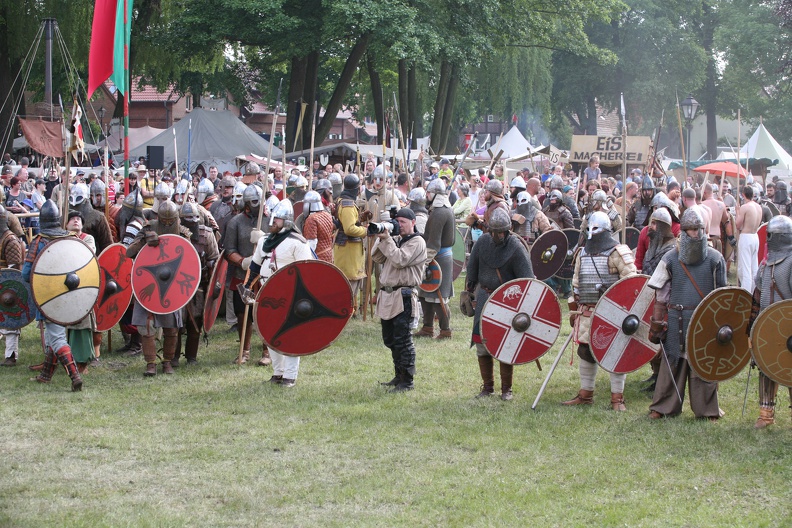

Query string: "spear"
[675, 90, 689, 186]
[392, 92, 408, 172]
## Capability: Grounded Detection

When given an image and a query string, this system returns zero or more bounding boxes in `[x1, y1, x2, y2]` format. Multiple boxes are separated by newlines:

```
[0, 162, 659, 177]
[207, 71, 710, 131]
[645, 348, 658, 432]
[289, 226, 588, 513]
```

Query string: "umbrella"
[692, 161, 747, 178]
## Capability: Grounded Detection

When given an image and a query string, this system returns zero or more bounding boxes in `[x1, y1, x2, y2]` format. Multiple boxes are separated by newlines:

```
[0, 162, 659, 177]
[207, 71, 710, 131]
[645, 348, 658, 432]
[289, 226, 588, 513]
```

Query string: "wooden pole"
[675, 91, 688, 187]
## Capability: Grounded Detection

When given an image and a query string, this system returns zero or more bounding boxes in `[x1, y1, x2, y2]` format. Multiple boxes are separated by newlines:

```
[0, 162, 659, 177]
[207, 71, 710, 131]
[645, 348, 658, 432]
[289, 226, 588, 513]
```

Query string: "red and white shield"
[480, 278, 561, 365]
[589, 274, 659, 374]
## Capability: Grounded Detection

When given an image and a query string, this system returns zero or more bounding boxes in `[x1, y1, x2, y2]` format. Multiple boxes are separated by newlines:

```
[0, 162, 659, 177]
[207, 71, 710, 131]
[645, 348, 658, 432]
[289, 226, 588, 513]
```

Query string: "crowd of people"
[1, 149, 790, 428]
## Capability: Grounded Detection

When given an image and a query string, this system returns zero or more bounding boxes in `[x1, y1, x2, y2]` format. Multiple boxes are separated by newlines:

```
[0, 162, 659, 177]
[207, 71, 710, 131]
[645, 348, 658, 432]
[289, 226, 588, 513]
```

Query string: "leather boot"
[162, 328, 179, 363]
[610, 392, 627, 411]
[258, 346, 272, 366]
[55, 346, 83, 392]
[435, 330, 452, 340]
[413, 326, 434, 338]
[161, 361, 174, 375]
[500, 362, 514, 401]
[123, 333, 142, 357]
[380, 366, 400, 387]
[562, 389, 594, 405]
[476, 355, 495, 397]
[144, 363, 157, 377]
[390, 369, 414, 392]
[31, 351, 57, 383]
[754, 407, 775, 429]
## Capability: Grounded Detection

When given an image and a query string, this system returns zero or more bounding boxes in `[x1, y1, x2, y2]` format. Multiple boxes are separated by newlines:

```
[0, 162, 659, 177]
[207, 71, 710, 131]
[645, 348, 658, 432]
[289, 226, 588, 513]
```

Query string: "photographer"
[370, 208, 427, 392]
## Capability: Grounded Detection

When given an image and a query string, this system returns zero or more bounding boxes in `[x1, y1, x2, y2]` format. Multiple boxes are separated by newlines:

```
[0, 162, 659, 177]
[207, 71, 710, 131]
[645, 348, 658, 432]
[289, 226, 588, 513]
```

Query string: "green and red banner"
[87, 0, 133, 98]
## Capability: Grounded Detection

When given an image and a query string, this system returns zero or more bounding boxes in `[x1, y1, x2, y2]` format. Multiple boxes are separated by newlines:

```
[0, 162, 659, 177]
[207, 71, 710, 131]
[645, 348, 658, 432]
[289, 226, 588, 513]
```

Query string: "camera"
[368, 219, 400, 235]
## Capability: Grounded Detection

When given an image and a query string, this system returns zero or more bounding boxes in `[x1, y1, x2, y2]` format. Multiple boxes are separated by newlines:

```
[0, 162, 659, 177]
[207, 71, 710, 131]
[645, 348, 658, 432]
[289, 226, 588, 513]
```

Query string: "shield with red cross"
[480, 278, 562, 365]
[589, 274, 660, 374]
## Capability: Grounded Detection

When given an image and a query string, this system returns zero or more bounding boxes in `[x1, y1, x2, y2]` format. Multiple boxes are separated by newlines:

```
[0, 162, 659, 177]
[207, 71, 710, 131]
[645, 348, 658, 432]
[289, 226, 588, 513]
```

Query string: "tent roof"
[738, 123, 792, 170]
[130, 108, 282, 167]
[99, 126, 165, 152]
[495, 126, 535, 158]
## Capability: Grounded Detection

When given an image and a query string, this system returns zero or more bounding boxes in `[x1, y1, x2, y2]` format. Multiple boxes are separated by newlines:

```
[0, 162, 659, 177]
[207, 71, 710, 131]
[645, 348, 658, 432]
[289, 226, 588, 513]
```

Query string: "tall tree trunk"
[0, 3, 18, 155]
[301, 50, 320, 154]
[398, 59, 409, 149]
[439, 63, 459, 153]
[314, 33, 372, 148]
[701, 1, 718, 159]
[367, 52, 384, 145]
[430, 59, 451, 153]
[286, 56, 307, 153]
[408, 64, 419, 149]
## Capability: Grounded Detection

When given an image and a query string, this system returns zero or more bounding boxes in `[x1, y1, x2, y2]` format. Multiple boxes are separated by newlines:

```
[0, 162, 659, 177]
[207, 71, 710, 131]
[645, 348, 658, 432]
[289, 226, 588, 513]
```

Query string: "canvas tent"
[130, 108, 282, 174]
[99, 126, 164, 153]
[495, 126, 535, 159]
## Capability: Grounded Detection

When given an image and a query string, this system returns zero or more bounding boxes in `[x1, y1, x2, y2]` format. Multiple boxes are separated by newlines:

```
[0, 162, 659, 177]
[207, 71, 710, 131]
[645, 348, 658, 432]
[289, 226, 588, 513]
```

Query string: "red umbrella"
[692, 161, 748, 178]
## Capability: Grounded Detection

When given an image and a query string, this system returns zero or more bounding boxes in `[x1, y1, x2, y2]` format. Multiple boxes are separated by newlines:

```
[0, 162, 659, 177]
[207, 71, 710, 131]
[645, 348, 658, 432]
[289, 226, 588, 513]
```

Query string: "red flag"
[88, 0, 119, 98]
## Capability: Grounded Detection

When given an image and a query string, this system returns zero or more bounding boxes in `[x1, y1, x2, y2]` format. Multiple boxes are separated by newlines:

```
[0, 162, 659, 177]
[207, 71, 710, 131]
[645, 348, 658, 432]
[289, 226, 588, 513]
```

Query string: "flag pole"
[620, 92, 627, 245]
[186, 119, 192, 180]
[123, 0, 130, 197]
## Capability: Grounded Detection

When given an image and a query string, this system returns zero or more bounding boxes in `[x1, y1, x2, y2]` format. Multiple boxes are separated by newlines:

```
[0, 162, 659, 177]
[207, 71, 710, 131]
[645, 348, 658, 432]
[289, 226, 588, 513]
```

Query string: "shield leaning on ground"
[686, 286, 753, 382]
[480, 278, 561, 365]
[31, 237, 100, 326]
[589, 275, 659, 374]
[253, 260, 353, 357]
[529, 229, 568, 280]
[94, 243, 134, 332]
[203, 251, 229, 333]
[419, 259, 442, 293]
[757, 223, 767, 266]
[131, 234, 202, 315]
[452, 227, 466, 280]
[554, 228, 580, 281]
[0, 268, 34, 330]
[623, 226, 641, 251]
[751, 299, 792, 387]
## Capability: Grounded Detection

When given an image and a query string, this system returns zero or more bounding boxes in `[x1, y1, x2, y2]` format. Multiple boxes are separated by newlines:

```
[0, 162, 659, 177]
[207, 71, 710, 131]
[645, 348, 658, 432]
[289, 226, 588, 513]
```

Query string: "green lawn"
[1, 274, 790, 527]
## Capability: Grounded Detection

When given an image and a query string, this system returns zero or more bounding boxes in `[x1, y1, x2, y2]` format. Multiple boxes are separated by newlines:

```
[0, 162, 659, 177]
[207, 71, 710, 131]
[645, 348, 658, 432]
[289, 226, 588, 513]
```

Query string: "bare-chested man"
[702, 183, 735, 255]
[736, 185, 762, 292]
[681, 187, 712, 236]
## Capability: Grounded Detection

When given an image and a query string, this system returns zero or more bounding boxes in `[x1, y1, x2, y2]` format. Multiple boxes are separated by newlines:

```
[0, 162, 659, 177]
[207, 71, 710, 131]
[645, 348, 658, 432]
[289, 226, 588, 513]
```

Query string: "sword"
[532, 333, 573, 410]
[659, 340, 684, 403]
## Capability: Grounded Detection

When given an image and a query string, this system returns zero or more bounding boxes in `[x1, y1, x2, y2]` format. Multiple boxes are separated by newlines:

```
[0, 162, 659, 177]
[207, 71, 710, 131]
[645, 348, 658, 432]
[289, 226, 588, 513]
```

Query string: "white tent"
[495, 126, 535, 159]
[98, 126, 165, 152]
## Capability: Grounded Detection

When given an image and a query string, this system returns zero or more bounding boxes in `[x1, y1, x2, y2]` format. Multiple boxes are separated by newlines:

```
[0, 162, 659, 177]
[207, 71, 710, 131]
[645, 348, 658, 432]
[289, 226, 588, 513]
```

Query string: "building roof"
[105, 77, 179, 103]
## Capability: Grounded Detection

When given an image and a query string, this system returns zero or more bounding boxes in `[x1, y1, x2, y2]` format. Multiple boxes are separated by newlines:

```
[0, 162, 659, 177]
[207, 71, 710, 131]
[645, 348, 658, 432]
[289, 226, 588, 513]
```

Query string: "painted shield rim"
[480, 278, 561, 365]
[94, 243, 135, 332]
[750, 299, 792, 388]
[589, 274, 659, 374]
[253, 260, 353, 357]
[419, 259, 442, 293]
[31, 237, 100, 326]
[203, 250, 228, 333]
[0, 268, 34, 330]
[686, 286, 753, 382]
[623, 226, 641, 250]
[530, 229, 568, 280]
[131, 234, 202, 315]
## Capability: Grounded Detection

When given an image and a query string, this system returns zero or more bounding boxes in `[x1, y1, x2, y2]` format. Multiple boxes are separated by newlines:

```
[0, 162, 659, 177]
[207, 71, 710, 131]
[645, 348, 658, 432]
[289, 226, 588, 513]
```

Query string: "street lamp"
[680, 94, 699, 162]
[98, 105, 106, 137]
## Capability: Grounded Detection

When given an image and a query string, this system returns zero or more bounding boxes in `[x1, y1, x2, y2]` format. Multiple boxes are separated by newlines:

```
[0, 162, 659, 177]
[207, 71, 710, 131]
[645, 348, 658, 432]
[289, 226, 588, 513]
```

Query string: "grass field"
[1, 274, 791, 527]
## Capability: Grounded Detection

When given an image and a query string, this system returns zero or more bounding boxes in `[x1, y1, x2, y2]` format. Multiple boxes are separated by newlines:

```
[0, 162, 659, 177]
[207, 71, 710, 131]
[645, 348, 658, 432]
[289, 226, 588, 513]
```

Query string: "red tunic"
[303, 210, 335, 263]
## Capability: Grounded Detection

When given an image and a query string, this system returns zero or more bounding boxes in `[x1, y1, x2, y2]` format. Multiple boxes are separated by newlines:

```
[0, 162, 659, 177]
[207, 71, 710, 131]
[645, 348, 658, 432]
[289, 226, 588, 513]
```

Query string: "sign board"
[569, 135, 652, 166]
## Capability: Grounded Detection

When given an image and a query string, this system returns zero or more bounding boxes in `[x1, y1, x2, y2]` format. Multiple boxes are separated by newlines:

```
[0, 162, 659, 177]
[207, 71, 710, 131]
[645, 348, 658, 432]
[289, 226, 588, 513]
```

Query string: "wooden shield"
[554, 228, 580, 280]
[530, 229, 568, 280]
[480, 278, 561, 365]
[766, 201, 781, 217]
[452, 227, 466, 280]
[757, 223, 767, 265]
[253, 260, 353, 356]
[131, 234, 202, 315]
[31, 237, 100, 326]
[573, 217, 583, 230]
[687, 287, 753, 382]
[419, 259, 442, 293]
[0, 268, 34, 330]
[623, 226, 641, 250]
[751, 299, 792, 387]
[94, 243, 134, 332]
[589, 275, 659, 374]
[203, 251, 229, 333]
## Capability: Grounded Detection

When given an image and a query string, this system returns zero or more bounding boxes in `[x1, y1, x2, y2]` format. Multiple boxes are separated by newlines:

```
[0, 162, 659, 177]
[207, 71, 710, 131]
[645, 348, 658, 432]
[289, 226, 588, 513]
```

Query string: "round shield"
[131, 234, 202, 315]
[31, 237, 100, 326]
[757, 223, 767, 266]
[554, 228, 580, 280]
[766, 201, 781, 217]
[452, 227, 466, 280]
[293, 200, 305, 221]
[623, 226, 641, 250]
[751, 299, 792, 387]
[530, 229, 568, 280]
[589, 275, 660, 374]
[253, 260, 353, 356]
[573, 217, 583, 230]
[687, 286, 753, 382]
[480, 278, 561, 365]
[419, 259, 442, 293]
[94, 243, 134, 332]
[203, 251, 229, 333]
[0, 268, 34, 330]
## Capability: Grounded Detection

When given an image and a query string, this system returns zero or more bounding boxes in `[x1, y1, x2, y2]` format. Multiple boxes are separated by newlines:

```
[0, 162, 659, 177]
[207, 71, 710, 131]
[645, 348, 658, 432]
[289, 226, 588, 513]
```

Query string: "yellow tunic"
[333, 202, 367, 281]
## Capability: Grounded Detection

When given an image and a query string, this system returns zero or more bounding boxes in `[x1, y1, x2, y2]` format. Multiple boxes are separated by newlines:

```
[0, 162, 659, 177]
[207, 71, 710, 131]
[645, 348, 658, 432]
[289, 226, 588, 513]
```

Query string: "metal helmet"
[488, 207, 511, 233]
[516, 191, 532, 206]
[39, 199, 62, 232]
[641, 175, 655, 191]
[265, 194, 280, 212]
[179, 201, 201, 224]
[776, 180, 789, 203]
[550, 176, 564, 191]
[587, 211, 612, 239]
[315, 179, 332, 193]
[157, 199, 180, 226]
[123, 190, 143, 216]
[221, 175, 236, 189]
[679, 208, 707, 264]
[243, 183, 262, 212]
[650, 191, 680, 218]
[408, 187, 427, 207]
[196, 178, 214, 203]
[90, 178, 107, 207]
[372, 164, 386, 181]
[680, 207, 705, 231]
[485, 179, 504, 196]
[175, 178, 190, 196]
[154, 182, 173, 202]
[245, 162, 261, 176]
[426, 179, 447, 196]
[590, 189, 609, 211]
[269, 198, 294, 231]
[548, 189, 563, 204]
[232, 182, 247, 207]
[650, 207, 672, 227]
[767, 215, 792, 256]
[343, 174, 360, 191]
[510, 176, 526, 190]
[69, 183, 89, 207]
[304, 190, 323, 212]
[329, 172, 342, 185]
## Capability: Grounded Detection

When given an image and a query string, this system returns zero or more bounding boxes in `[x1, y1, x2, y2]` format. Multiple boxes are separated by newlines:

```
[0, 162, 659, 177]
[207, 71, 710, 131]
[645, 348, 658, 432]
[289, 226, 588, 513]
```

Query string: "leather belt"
[668, 303, 697, 311]
[381, 285, 412, 293]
